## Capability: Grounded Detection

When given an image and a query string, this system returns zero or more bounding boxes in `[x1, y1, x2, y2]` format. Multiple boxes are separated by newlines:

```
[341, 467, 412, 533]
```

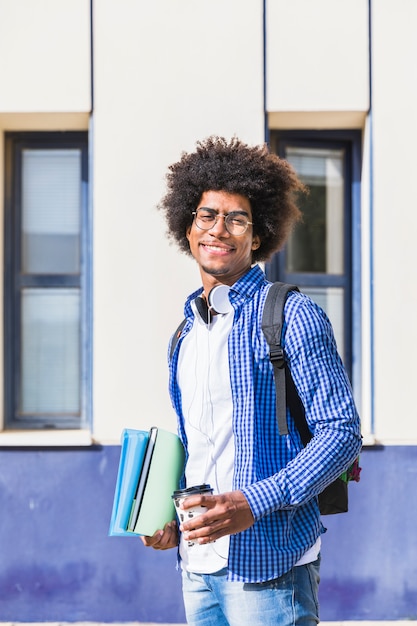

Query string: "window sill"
[0, 429, 93, 447]
[361, 433, 377, 447]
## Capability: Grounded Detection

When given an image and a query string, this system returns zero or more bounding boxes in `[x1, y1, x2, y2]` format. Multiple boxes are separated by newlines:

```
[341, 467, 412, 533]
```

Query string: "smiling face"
[186, 190, 261, 292]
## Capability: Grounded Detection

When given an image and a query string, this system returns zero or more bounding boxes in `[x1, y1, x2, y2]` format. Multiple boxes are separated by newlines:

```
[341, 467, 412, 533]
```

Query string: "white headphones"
[195, 284, 233, 322]
[207, 285, 232, 314]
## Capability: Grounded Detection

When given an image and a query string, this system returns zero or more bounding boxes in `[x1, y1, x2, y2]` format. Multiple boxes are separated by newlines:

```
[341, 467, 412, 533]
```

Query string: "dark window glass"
[267, 130, 362, 377]
[4, 132, 90, 429]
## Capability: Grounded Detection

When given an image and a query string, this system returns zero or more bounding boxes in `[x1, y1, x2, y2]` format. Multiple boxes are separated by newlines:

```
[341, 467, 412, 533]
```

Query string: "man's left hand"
[179, 490, 254, 544]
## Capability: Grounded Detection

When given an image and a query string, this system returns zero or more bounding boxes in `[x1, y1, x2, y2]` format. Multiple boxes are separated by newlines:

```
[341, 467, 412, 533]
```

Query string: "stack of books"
[109, 427, 185, 537]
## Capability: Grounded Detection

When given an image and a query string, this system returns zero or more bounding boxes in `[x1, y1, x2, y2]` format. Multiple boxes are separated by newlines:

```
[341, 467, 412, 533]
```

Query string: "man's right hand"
[140, 520, 178, 550]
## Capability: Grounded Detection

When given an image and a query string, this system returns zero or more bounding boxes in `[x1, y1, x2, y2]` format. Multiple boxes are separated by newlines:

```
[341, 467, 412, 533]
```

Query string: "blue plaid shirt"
[169, 264, 362, 583]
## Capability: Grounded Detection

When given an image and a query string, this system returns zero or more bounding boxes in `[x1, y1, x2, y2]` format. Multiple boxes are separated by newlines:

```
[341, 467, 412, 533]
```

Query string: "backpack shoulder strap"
[261, 282, 299, 436]
[169, 318, 187, 361]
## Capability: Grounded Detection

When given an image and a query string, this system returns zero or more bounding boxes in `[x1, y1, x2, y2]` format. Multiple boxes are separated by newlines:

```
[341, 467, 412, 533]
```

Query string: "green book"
[127, 427, 185, 536]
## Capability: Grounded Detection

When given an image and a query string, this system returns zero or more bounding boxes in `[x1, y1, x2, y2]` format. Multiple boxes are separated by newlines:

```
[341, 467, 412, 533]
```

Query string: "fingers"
[179, 491, 254, 543]
[140, 520, 178, 550]
[182, 519, 224, 545]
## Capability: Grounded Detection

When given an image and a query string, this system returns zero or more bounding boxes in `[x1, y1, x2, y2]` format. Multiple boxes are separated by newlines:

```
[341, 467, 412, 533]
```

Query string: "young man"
[142, 136, 362, 626]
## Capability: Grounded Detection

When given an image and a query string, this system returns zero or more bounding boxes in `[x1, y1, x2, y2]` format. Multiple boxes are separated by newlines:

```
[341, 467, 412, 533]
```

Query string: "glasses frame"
[192, 208, 253, 236]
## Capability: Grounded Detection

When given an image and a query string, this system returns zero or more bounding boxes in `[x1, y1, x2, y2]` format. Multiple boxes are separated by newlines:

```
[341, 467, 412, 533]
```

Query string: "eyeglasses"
[192, 208, 253, 236]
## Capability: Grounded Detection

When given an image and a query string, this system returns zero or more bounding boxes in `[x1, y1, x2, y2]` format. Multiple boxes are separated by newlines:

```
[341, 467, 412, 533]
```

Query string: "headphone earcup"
[208, 285, 232, 315]
[195, 285, 232, 323]
[195, 297, 209, 324]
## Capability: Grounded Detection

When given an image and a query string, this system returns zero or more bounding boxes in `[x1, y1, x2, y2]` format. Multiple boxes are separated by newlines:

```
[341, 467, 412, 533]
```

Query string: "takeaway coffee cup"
[172, 484, 214, 547]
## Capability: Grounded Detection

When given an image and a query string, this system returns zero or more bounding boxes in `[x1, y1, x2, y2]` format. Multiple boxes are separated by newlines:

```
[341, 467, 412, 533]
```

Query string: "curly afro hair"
[158, 135, 305, 262]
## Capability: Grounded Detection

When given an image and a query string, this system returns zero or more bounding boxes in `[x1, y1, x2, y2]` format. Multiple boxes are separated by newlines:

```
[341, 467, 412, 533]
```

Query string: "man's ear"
[186, 226, 191, 242]
[251, 235, 261, 251]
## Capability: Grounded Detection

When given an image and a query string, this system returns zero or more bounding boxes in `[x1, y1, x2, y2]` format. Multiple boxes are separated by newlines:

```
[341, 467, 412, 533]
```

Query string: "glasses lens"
[225, 213, 249, 235]
[195, 209, 216, 229]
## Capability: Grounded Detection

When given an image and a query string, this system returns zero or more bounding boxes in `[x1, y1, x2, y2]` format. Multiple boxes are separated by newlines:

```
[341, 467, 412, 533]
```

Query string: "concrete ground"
[0, 620, 412, 626]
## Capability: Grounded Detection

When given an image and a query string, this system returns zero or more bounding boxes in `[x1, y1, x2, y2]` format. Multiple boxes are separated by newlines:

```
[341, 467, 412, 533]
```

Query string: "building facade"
[0, 0, 416, 622]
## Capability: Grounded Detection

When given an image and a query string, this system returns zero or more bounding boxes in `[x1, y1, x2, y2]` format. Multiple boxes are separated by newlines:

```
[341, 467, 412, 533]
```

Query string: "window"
[267, 130, 362, 378]
[4, 132, 90, 429]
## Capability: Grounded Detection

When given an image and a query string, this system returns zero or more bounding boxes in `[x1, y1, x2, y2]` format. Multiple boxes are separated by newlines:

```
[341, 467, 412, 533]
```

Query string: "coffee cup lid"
[172, 484, 213, 498]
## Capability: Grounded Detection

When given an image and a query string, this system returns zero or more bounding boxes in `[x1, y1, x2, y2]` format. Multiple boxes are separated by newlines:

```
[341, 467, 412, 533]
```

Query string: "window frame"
[4, 131, 91, 430]
[267, 129, 362, 382]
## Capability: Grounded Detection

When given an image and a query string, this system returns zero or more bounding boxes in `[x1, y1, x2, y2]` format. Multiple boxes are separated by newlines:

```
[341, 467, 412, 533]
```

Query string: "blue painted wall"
[0, 445, 415, 622]
[320, 445, 417, 621]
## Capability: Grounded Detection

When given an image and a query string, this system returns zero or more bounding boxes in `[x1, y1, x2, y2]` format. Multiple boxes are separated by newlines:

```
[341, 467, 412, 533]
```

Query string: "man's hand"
[179, 490, 254, 545]
[140, 520, 178, 550]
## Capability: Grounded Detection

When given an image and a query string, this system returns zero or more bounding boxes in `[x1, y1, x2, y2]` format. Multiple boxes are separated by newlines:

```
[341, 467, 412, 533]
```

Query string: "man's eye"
[228, 215, 246, 226]
[199, 212, 216, 221]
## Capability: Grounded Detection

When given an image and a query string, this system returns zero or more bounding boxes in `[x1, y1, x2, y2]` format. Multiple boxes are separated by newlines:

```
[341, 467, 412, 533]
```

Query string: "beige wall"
[92, 0, 265, 441]
[371, 0, 417, 441]
[266, 0, 369, 113]
[0, 0, 416, 444]
[0, 0, 91, 112]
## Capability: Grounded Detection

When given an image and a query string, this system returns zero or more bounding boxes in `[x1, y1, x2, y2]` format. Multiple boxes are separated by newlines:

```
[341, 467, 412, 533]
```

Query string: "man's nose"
[209, 214, 228, 235]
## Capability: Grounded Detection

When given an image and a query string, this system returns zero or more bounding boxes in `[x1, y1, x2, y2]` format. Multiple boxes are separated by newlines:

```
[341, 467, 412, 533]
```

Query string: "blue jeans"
[181, 557, 321, 626]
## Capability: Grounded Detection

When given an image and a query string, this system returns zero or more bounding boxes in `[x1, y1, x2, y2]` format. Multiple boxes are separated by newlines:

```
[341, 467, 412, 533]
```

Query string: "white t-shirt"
[177, 303, 234, 573]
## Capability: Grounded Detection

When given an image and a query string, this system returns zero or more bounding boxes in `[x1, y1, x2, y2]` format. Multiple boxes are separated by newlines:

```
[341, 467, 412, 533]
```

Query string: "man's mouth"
[200, 243, 233, 254]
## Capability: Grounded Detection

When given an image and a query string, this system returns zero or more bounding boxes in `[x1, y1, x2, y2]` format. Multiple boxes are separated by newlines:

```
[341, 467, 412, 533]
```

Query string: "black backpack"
[170, 282, 360, 515]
